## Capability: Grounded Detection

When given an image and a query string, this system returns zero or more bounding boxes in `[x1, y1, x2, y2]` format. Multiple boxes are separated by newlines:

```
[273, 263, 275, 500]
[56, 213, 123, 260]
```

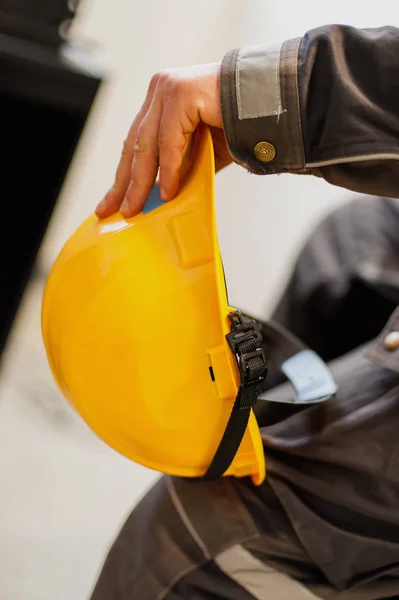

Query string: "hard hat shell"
[42, 124, 265, 485]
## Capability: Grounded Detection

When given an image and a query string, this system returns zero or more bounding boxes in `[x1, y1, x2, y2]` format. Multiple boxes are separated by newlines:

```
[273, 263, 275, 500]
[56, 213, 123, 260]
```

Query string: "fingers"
[96, 63, 222, 220]
[95, 74, 161, 218]
[157, 104, 192, 202]
[121, 77, 198, 217]
[120, 103, 188, 216]
[120, 97, 163, 217]
[95, 129, 136, 217]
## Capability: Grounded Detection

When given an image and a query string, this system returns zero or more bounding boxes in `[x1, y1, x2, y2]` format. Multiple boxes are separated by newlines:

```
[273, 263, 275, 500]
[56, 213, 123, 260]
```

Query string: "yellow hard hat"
[42, 124, 336, 485]
[42, 124, 268, 484]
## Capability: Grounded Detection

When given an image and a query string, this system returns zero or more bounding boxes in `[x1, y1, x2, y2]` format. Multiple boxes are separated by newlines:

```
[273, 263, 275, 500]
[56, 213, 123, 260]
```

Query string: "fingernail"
[120, 199, 130, 217]
[160, 188, 168, 201]
[96, 198, 107, 213]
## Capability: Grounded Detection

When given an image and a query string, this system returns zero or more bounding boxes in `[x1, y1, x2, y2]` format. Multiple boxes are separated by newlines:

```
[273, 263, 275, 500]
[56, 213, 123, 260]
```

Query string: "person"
[90, 24, 399, 599]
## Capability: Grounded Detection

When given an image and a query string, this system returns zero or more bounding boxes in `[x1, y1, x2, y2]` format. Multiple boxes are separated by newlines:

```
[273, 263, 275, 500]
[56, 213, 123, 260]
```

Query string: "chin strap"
[200, 311, 338, 482]
[201, 311, 268, 482]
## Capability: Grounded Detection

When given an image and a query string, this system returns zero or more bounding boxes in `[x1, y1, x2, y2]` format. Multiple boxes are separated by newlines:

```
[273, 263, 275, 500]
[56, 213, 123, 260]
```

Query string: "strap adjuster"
[239, 349, 267, 388]
[226, 311, 268, 388]
[200, 310, 268, 482]
[226, 311, 262, 354]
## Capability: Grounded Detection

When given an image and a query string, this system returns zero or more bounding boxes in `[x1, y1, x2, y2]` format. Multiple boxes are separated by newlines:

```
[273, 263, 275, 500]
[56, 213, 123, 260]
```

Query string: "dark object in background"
[0, 33, 102, 361]
[0, 0, 80, 47]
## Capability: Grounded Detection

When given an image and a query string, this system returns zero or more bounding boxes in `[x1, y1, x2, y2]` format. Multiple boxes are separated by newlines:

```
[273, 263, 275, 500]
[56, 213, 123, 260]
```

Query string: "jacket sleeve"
[220, 25, 399, 198]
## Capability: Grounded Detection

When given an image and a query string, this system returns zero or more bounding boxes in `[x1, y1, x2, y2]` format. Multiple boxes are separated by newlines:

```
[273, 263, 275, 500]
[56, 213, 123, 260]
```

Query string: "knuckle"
[128, 176, 138, 189]
[152, 69, 173, 90]
[133, 132, 147, 155]
[157, 132, 170, 149]
[149, 72, 162, 90]
[133, 140, 144, 154]
[153, 69, 188, 100]
[121, 138, 131, 156]
[128, 176, 146, 193]
[163, 73, 183, 97]
[157, 68, 172, 80]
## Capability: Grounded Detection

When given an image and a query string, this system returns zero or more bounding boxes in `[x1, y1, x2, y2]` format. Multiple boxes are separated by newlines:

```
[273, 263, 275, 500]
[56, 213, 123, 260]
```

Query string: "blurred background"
[0, 1, 397, 598]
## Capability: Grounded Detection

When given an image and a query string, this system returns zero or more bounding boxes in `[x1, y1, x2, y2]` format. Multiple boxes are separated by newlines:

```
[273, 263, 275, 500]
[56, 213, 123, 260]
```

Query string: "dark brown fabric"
[221, 25, 399, 197]
[91, 24, 399, 598]
[220, 39, 306, 175]
[90, 197, 399, 600]
[312, 160, 399, 200]
[298, 26, 399, 165]
[256, 197, 399, 593]
[270, 196, 399, 364]
[262, 346, 399, 592]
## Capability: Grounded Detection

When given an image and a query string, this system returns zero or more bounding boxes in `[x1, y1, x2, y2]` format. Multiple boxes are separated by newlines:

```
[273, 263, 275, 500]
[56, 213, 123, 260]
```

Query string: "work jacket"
[90, 25, 399, 600]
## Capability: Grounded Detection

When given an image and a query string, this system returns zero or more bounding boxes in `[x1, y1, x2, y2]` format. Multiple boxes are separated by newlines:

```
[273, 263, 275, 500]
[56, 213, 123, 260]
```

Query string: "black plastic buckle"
[240, 349, 268, 387]
[226, 311, 262, 354]
[226, 311, 268, 388]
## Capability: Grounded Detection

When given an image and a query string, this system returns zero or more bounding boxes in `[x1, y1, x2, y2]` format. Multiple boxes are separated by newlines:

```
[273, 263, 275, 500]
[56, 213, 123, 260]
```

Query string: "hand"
[95, 62, 232, 219]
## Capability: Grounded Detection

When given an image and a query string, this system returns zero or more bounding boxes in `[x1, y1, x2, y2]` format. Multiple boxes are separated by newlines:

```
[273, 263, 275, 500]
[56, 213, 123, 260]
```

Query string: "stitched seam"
[322, 140, 399, 149]
[220, 50, 241, 166]
[285, 39, 302, 168]
[276, 45, 282, 117]
[230, 50, 241, 163]
[307, 152, 399, 168]
[286, 40, 298, 165]
[221, 50, 240, 164]
[166, 476, 211, 560]
[219, 533, 263, 557]
[236, 49, 243, 119]
[271, 42, 288, 172]
[293, 39, 306, 168]
[284, 40, 291, 169]
[156, 559, 208, 600]
[241, 109, 285, 119]
[311, 140, 399, 152]
[157, 535, 263, 600]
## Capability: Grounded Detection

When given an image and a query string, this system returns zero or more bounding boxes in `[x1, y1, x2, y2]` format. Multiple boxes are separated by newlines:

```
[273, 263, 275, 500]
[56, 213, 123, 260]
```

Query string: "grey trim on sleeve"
[215, 544, 322, 599]
[307, 152, 399, 168]
[220, 38, 305, 175]
[236, 43, 285, 119]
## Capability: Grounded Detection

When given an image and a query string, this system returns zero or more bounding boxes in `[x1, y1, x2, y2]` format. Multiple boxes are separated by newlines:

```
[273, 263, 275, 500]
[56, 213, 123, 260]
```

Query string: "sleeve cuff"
[220, 38, 306, 175]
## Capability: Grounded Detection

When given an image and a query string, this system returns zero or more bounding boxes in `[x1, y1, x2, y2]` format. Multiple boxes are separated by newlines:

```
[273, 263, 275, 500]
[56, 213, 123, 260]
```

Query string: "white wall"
[40, 0, 398, 316]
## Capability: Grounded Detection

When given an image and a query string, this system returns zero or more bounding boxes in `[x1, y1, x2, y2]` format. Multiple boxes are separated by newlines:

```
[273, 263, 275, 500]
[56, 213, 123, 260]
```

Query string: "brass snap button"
[254, 141, 276, 163]
[383, 331, 399, 351]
